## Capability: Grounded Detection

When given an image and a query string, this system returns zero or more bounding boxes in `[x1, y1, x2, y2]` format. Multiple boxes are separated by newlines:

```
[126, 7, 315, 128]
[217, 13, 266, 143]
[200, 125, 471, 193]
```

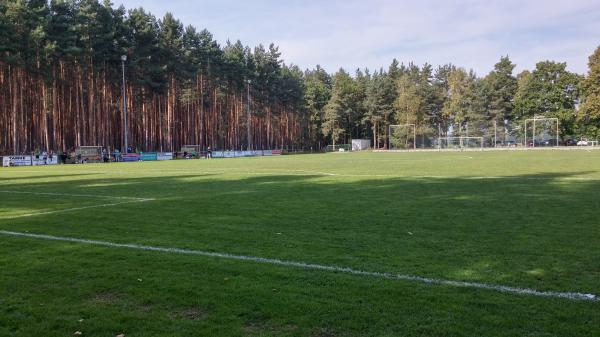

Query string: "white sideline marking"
[0, 230, 596, 302]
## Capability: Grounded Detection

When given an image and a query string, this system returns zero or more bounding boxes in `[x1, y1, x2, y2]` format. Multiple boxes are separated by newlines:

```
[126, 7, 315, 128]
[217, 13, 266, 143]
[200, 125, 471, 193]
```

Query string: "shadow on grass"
[0, 169, 598, 294]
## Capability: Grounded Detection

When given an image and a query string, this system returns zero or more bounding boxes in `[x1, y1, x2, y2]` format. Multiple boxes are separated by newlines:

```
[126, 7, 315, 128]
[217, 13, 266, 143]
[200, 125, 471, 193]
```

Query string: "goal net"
[389, 124, 416, 150]
[326, 144, 351, 152]
[75, 146, 103, 162]
[438, 137, 484, 150]
[181, 145, 205, 158]
[524, 118, 559, 147]
[389, 124, 438, 149]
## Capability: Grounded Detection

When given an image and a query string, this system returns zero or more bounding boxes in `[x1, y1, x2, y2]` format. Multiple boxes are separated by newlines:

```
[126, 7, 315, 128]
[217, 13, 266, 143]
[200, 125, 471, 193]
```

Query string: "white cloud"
[115, 0, 600, 75]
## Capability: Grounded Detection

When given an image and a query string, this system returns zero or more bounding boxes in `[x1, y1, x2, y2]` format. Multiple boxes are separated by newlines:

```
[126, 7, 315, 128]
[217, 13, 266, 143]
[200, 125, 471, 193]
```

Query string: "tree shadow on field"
[0, 168, 599, 294]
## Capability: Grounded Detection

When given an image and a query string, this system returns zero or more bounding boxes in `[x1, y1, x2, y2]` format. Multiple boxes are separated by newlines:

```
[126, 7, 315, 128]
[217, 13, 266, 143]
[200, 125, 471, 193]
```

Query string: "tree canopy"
[0, 0, 597, 153]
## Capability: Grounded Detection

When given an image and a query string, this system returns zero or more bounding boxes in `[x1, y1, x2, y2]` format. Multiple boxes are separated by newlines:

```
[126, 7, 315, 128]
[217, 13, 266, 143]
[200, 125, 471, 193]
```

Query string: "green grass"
[0, 151, 599, 336]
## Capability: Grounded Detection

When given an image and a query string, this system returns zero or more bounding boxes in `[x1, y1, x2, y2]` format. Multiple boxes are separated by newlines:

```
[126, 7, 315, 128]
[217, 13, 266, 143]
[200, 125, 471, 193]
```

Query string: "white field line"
[0, 199, 154, 220]
[0, 190, 154, 219]
[0, 230, 596, 302]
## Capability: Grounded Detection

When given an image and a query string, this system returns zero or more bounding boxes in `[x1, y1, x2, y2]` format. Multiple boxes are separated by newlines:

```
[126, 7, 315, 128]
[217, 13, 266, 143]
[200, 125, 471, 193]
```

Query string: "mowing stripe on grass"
[4, 168, 599, 180]
[0, 230, 596, 302]
[0, 190, 151, 200]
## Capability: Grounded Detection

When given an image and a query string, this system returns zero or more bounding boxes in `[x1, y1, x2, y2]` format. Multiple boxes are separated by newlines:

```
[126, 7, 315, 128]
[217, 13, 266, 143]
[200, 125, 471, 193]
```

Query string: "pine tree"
[0, 0, 597, 153]
[323, 69, 355, 146]
[365, 71, 395, 148]
[483, 56, 517, 124]
[304, 65, 331, 148]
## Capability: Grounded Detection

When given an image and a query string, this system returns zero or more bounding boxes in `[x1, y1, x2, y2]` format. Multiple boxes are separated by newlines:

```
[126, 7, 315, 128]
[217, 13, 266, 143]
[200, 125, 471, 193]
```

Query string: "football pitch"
[0, 151, 599, 337]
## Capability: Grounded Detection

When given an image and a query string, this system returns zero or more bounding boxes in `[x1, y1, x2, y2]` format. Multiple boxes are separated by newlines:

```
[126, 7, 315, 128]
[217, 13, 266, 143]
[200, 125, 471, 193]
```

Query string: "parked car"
[565, 139, 578, 146]
[527, 140, 543, 147]
[577, 140, 589, 146]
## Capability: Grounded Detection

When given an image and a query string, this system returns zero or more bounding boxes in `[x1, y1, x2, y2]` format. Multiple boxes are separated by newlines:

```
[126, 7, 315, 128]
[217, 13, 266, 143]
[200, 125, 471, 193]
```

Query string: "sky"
[114, 0, 600, 76]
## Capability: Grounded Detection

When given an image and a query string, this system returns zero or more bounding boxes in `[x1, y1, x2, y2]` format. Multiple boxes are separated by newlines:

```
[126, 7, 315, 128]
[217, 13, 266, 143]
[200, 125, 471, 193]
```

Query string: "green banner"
[140, 152, 157, 161]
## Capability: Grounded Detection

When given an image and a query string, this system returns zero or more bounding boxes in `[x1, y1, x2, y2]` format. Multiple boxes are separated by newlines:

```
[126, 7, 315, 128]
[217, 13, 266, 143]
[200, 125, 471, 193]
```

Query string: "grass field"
[1, 151, 599, 336]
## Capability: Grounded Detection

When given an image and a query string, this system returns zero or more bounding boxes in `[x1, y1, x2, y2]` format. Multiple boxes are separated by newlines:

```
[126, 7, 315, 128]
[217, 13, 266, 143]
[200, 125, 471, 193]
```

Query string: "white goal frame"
[75, 146, 105, 162]
[524, 118, 559, 147]
[389, 124, 416, 150]
[438, 136, 484, 150]
[76, 146, 103, 154]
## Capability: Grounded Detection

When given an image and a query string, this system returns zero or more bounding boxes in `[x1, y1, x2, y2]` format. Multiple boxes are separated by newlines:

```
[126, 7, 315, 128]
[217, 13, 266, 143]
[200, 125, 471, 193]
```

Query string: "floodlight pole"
[494, 120, 497, 147]
[247, 79, 252, 151]
[121, 55, 128, 154]
[413, 125, 416, 150]
[438, 124, 441, 150]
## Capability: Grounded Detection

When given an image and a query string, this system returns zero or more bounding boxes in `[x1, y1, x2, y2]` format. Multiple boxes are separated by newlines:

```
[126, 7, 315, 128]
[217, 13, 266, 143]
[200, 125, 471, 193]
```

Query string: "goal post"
[438, 137, 484, 150]
[524, 117, 559, 147]
[389, 124, 416, 150]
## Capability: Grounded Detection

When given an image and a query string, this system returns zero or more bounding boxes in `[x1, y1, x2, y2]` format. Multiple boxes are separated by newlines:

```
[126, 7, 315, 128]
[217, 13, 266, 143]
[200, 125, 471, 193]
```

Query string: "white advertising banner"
[157, 152, 173, 161]
[2, 155, 32, 167]
[32, 155, 58, 166]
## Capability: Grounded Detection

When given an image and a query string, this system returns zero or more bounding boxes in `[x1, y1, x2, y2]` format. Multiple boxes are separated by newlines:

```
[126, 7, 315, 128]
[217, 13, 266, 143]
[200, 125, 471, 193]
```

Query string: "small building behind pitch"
[351, 139, 371, 151]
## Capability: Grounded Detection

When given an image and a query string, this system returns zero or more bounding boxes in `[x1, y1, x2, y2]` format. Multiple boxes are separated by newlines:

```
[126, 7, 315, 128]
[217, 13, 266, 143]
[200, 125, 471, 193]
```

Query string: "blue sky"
[114, 0, 600, 75]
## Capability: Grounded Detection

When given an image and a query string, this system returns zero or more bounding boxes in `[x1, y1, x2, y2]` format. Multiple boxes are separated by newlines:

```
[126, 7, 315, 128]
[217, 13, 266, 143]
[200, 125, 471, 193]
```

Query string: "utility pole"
[121, 55, 128, 154]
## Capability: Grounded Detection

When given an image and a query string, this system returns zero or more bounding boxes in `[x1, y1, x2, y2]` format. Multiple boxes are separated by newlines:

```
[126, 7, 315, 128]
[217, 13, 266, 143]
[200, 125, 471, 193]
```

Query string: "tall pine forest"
[1, 0, 600, 153]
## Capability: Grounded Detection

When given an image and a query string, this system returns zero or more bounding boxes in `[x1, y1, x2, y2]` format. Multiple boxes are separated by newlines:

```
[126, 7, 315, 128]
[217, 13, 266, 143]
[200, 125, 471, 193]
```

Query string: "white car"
[577, 140, 589, 146]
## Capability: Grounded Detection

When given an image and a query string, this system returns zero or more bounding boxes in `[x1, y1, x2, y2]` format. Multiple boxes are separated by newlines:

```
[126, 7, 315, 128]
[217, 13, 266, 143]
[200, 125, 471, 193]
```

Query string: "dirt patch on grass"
[243, 320, 297, 335]
[311, 327, 337, 337]
[168, 307, 207, 321]
[90, 291, 155, 314]
[135, 303, 154, 313]
[90, 291, 123, 304]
